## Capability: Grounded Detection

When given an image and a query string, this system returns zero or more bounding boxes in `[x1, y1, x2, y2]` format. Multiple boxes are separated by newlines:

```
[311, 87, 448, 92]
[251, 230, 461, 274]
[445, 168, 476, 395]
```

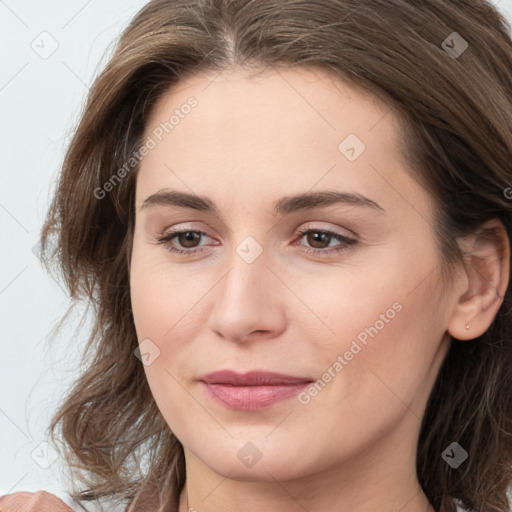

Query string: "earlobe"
[447, 218, 510, 341]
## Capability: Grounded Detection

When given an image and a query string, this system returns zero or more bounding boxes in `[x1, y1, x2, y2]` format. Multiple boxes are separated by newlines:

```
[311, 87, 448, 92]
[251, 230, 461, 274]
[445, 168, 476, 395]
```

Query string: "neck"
[179, 480, 435, 512]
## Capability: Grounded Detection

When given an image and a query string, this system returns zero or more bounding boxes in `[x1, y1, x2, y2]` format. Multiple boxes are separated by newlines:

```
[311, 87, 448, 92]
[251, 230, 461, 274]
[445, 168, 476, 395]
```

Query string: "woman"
[1, 0, 511, 511]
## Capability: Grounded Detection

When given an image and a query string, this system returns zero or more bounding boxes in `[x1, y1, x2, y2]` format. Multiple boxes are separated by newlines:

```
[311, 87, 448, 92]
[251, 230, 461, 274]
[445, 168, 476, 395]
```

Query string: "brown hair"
[40, 1, 512, 511]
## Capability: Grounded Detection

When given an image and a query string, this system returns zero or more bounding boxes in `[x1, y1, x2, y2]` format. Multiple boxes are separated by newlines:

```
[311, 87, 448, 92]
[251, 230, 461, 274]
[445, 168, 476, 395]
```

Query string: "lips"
[199, 370, 313, 386]
[199, 370, 314, 411]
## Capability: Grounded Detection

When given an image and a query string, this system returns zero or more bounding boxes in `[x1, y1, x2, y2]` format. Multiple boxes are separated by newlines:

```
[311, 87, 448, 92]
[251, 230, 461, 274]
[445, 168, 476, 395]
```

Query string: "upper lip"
[199, 370, 314, 386]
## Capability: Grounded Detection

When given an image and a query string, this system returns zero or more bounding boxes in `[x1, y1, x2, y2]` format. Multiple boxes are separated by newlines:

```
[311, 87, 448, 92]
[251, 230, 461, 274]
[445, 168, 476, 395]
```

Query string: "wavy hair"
[40, 0, 512, 511]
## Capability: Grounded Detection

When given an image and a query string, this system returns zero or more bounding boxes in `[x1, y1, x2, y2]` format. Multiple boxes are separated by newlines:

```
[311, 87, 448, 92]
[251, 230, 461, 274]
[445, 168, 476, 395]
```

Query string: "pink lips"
[199, 370, 314, 411]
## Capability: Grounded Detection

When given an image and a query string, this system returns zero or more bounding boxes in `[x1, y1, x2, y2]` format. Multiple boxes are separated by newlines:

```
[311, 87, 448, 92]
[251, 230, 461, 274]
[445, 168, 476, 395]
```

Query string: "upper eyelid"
[160, 223, 354, 237]
[297, 222, 357, 238]
[159, 225, 357, 245]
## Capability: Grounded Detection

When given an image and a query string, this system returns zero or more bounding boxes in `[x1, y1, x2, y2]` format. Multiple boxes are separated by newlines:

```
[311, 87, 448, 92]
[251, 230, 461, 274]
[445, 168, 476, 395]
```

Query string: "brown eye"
[305, 231, 333, 249]
[295, 228, 358, 256]
[157, 230, 212, 256]
[175, 231, 202, 248]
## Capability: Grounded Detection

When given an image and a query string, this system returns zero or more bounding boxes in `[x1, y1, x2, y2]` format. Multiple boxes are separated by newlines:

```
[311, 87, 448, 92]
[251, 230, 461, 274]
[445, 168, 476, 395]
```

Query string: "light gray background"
[1, 0, 512, 498]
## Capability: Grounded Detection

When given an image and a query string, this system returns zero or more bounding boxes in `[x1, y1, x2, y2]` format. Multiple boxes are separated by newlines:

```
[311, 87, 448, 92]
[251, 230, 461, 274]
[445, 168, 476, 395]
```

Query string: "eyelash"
[156, 226, 357, 258]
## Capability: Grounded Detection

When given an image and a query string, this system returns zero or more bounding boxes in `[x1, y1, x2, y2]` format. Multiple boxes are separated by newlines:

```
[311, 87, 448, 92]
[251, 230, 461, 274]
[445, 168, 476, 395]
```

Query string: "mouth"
[198, 370, 314, 411]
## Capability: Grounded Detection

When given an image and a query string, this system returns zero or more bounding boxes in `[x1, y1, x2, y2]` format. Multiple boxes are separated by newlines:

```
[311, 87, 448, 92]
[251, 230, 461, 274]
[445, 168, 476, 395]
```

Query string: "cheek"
[314, 281, 442, 422]
[295, 245, 444, 412]
[129, 240, 217, 403]
[129, 235, 196, 340]
[129, 249, 197, 427]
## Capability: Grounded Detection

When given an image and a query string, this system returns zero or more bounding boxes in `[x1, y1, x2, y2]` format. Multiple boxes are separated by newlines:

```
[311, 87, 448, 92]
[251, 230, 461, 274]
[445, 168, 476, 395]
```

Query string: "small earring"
[466, 323, 470, 330]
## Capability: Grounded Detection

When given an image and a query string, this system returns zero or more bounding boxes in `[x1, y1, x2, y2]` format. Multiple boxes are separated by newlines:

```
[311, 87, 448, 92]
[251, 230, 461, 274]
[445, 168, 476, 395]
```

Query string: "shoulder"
[0, 490, 129, 512]
[0, 490, 73, 511]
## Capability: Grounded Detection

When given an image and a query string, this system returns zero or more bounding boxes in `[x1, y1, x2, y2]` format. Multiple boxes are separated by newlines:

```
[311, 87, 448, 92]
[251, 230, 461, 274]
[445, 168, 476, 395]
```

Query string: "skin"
[129, 66, 509, 512]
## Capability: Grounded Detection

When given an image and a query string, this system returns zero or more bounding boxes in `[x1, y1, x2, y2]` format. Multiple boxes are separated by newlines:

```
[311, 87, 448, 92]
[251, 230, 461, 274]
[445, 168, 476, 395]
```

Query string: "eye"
[294, 226, 357, 256]
[155, 225, 358, 258]
[156, 229, 215, 256]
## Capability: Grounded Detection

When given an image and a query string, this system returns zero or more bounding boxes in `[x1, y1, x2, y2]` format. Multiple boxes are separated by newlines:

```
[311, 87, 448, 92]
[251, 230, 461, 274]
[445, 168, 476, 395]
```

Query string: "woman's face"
[130, 66, 458, 483]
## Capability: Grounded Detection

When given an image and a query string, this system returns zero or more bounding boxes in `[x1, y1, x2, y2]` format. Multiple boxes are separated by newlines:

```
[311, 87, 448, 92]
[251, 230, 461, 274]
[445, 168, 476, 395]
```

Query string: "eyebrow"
[140, 189, 385, 215]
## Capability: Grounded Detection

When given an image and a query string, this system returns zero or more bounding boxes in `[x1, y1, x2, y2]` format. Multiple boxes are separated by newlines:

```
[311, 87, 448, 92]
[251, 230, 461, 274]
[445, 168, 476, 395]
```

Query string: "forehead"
[135, 65, 430, 224]
[143, 65, 398, 152]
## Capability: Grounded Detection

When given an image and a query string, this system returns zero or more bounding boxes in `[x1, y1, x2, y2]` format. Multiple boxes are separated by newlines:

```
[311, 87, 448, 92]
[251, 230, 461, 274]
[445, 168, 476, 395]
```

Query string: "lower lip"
[200, 382, 312, 411]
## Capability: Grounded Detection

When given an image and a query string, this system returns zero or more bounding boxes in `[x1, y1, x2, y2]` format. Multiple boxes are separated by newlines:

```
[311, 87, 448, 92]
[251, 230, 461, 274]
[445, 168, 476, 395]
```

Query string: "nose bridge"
[218, 230, 271, 302]
[216, 246, 271, 315]
[207, 242, 286, 342]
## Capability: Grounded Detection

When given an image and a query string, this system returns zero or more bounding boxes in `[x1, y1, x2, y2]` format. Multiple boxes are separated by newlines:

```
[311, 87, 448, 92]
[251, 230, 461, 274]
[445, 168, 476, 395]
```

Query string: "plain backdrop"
[1, 0, 512, 498]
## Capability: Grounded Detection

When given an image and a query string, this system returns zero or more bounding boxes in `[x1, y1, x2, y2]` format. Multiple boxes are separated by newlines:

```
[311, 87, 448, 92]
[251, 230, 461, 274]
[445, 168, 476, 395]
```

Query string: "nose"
[206, 251, 287, 344]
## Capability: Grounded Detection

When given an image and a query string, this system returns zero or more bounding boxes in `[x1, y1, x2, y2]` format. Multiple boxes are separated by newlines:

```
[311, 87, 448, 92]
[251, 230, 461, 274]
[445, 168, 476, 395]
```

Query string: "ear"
[447, 218, 510, 341]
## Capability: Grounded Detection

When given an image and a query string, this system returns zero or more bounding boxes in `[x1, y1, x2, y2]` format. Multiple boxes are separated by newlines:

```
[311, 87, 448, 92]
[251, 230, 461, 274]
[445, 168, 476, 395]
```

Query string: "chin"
[185, 437, 321, 482]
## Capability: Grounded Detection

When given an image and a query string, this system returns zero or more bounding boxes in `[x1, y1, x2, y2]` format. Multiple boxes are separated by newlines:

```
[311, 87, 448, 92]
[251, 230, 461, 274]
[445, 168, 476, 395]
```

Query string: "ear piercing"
[466, 323, 470, 330]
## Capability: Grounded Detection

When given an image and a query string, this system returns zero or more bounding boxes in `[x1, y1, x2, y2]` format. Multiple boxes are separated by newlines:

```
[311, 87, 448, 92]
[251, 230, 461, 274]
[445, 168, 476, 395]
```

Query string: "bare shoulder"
[0, 490, 73, 511]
